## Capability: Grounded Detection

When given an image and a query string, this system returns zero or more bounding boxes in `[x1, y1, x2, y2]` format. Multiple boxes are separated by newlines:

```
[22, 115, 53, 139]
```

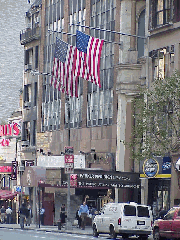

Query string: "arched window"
[137, 9, 145, 58]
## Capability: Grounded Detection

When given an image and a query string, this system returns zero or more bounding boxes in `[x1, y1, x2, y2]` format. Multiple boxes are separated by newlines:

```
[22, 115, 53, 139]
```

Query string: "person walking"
[76, 207, 82, 228]
[26, 205, 32, 226]
[60, 204, 66, 227]
[19, 203, 29, 229]
[78, 201, 89, 230]
[40, 206, 45, 225]
[6, 206, 12, 224]
[0, 206, 6, 223]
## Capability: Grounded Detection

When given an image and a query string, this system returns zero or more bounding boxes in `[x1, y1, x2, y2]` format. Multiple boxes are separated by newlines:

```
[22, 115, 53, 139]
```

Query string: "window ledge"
[149, 22, 174, 36]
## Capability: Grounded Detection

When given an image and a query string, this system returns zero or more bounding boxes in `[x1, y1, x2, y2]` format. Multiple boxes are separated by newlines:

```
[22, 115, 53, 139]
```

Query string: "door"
[122, 205, 137, 230]
[42, 193, 54, 225]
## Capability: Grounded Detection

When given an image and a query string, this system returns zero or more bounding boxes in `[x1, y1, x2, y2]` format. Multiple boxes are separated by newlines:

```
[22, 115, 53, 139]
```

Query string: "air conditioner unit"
[24, 101, 31, 108]
[21, 140, 29, 147]
[18, 166, 25, 172]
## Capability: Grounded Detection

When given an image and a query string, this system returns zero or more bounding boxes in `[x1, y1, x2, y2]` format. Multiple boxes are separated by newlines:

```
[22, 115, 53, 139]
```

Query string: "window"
[149, 0, 173, 29]
[137, 10, 145, 58]
[22, 121, 30, 142]
[164, 208, 176, 220]
[34, 82, 37, 106]
[35, 46, 39, 69]
[150, 45, 174, 81]
[32, 120, 36, 146]
[174, 0, 180, 22]
[137, 206, 150, 217]
[24, 84, 31, 104]
[124, 205, 136, 216]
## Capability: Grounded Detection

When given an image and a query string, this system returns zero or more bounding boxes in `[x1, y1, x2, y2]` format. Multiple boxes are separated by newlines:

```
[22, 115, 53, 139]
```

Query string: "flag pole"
[70, 23, 147, 39]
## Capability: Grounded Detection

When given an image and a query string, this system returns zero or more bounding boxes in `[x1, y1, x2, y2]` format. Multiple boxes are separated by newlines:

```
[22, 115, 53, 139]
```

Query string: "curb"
[0, 225, 93, 236]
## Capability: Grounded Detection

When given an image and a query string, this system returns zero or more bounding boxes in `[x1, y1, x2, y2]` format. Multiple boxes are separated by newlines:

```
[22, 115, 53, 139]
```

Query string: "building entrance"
[148, 178, 170, 219]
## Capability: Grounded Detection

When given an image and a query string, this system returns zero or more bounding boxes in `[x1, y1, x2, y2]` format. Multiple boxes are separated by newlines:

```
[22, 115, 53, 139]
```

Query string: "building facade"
[19, 0, 180, 225]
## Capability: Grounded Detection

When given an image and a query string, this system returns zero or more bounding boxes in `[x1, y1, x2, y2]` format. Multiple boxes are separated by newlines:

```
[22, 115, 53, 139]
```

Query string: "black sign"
[64, 146, 74, 154]
[61, 169, 140, 189]
[11, 161, 18, 180]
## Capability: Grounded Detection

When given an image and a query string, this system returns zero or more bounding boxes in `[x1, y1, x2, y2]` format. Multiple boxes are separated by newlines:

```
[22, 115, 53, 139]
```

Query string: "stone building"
[20, 0, 144, 225]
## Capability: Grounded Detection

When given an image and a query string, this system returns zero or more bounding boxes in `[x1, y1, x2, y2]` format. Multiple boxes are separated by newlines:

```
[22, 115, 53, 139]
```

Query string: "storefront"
[140, 156, 171, 218]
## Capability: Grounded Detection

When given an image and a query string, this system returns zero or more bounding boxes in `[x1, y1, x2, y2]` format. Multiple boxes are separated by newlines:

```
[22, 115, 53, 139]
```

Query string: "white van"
[92, 202, 153, 239]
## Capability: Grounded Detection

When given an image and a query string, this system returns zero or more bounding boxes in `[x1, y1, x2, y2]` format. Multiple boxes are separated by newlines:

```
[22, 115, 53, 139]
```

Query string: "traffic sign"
[65, 163, 74, 174]
[65, 154, 74, 163]
[64, 146, 74, 154]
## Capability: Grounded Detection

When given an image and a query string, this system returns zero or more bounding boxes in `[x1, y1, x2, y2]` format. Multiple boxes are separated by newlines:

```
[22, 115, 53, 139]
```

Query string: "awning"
[0, 190, 17, 200]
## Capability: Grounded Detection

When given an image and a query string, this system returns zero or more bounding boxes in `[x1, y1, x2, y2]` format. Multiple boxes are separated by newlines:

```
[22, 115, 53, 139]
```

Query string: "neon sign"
[0, 139, 10, 146]
[0, 123, 20, 137]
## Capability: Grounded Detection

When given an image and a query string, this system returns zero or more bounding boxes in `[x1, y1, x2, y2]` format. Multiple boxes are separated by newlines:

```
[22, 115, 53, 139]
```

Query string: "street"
[0, 228, 153, 240]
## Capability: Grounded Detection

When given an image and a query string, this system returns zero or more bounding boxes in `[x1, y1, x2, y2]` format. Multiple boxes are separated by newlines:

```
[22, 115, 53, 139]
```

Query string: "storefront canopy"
[0, 190, 17, 200]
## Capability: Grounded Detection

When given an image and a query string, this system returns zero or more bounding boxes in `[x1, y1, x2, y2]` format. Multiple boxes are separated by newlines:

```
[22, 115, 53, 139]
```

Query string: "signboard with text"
[64, 146, 74, 155]
[70, 174, 77, 187]
[64, 154, 74, 174]
[11, 161, 18, 180]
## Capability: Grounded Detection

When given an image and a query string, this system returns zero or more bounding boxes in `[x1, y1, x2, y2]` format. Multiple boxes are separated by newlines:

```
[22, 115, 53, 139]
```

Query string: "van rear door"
[122, 204, 137, 231]
[137, 206, 152, 231]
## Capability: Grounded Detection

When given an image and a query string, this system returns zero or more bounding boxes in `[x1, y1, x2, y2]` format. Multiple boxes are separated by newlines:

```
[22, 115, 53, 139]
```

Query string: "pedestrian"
[89, 204, 97, 220]
[6, 206, 12, 224]
[0, 206, 6, 223]
[26, 204, 32, 226]
[76, 207, 82, 228]
[19, 203, 29, 229]
[40, 206, 45, 225]
[60, 204, 66, 226]
[157, 207, 168, 219]
[78, 201, 89, 230]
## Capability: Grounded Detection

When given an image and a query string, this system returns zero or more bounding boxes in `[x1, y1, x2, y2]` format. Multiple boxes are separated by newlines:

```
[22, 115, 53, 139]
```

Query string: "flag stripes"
[51, 31, 104, 97]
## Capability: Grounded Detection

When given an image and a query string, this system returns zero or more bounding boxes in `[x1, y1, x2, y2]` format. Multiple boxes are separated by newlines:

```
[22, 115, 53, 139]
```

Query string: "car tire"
[138, 235, 148, 240]
[154, 228, 163, 240]
[122, 234, 129, 239]
[93, 224, 99, 238]
[110, 226, 117, 239]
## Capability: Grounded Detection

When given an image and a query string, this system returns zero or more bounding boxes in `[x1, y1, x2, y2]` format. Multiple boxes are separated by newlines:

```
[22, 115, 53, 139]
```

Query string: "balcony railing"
[20, 26, 40, 45]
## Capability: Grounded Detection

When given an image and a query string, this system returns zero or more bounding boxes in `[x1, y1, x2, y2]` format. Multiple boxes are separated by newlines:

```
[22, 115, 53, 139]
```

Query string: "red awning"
[0, 190, 17, 200]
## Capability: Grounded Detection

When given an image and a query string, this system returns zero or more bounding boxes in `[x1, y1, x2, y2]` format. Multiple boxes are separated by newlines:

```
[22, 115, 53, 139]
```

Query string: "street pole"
[65, 97, 73, 230]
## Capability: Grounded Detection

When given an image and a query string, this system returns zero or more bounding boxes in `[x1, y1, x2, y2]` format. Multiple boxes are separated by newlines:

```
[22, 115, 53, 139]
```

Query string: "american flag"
[76, 30, 104, 88]
[51, 38, 79, 97]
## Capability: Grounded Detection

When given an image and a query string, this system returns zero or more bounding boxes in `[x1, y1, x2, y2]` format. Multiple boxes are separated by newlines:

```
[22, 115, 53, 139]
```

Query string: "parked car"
[92, 202, 153, 239]
[153, 206, 180, 240]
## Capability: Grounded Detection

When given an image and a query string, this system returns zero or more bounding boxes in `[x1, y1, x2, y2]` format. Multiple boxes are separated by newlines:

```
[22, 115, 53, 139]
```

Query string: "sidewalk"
[0, 223, 93, 236]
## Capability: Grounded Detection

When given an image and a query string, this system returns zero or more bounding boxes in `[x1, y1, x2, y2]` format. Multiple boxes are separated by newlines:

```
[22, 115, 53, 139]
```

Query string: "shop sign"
[11, 161, 17, 180]
[0, 166, 12, 173]
[62, 170, 140, 189]
[0, 123, 20, 137]
[70, 174, 77, 187]
[143, 158, 159, 178]
[162, 157, 171, 174]
[25, 160, 34, 166]
[15, 186, 22, 192]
